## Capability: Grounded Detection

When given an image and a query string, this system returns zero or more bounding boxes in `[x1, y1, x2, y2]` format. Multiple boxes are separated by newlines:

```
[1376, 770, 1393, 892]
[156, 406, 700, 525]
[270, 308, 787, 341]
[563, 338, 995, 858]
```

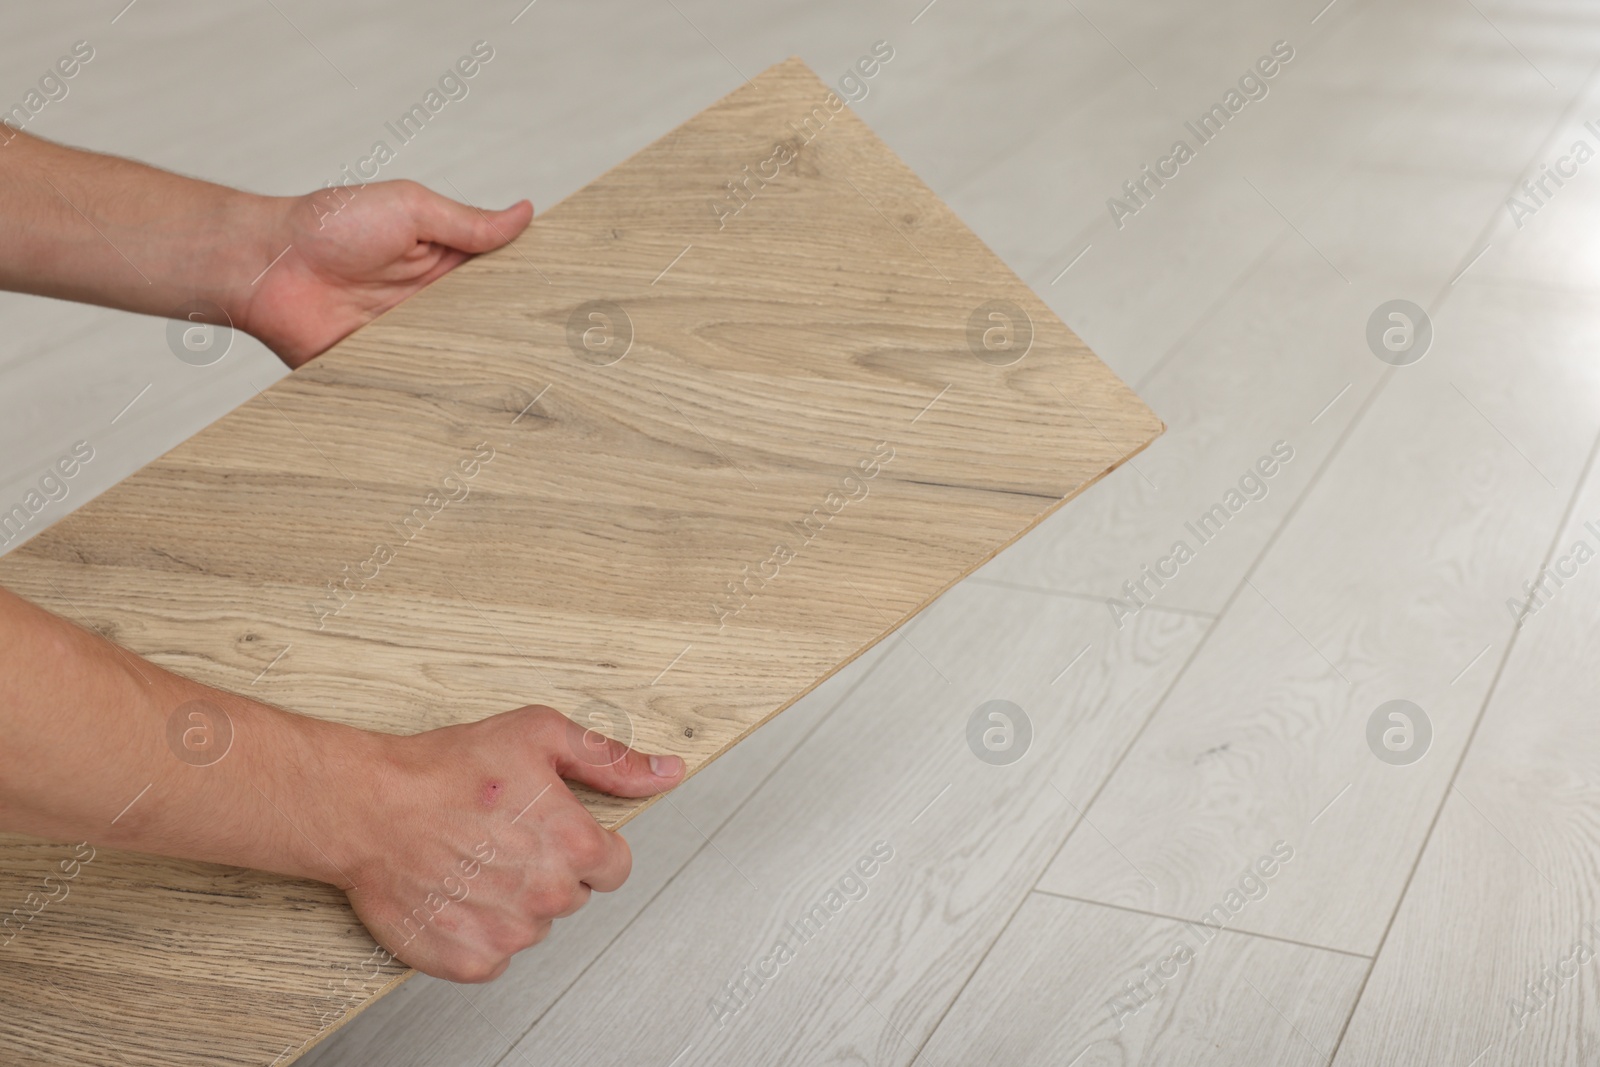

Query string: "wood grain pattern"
[921, 892, 1368, 1066]
[0, 58, 1157, 1066]
[1037, 275, 1600, 955]
[1334, 317, 1600, 1065]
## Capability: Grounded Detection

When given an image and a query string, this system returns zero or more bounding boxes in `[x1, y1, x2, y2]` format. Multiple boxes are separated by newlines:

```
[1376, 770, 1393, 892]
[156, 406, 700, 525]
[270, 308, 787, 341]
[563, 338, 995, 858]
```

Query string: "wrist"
[147, 669, 397, 889]
[216, 191, 298, 342]
[263, 708, 398, 889]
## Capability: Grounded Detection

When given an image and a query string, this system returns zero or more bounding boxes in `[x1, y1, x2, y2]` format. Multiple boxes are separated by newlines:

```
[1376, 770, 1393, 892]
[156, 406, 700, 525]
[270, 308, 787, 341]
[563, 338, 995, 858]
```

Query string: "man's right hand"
[341, 705, 684, 983]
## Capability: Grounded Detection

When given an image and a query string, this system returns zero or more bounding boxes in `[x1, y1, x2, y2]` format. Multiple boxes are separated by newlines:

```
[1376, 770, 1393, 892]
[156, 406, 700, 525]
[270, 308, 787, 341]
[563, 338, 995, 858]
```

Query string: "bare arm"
[0, 584, 684, 982]
[0, 128, 533, 366]
[0, 135, 683, 982]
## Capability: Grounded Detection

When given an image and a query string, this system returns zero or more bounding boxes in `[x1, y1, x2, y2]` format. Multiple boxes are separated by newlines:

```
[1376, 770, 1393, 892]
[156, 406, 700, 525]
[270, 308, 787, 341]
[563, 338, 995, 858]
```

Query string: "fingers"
[525, 779, 633, 893]
[552, 882, 592, 918]
[538, 709, 686, 800]
[565, 814, 632, 893]
[407, 183, 533, 253]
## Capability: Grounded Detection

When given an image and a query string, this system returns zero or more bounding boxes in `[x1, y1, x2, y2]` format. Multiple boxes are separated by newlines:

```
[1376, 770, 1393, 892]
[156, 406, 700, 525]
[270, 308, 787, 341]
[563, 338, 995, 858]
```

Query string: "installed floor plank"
[1038, 232, 1600, 953]
[500, 581, 1206, 1066]
[973, 0, 1576, 615]
[921, 892, 1368, 1067]
[1333, 305, 1600, 1064]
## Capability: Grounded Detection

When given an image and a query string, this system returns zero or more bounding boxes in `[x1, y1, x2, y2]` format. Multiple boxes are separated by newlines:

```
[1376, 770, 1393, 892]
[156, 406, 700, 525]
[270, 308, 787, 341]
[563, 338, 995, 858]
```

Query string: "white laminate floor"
[5, 1, 1600, 1064]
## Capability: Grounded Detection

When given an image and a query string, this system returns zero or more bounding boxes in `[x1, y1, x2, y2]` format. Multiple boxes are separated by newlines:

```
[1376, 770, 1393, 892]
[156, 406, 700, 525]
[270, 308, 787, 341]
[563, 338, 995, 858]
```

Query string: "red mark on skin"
[480, 780, 504, 808]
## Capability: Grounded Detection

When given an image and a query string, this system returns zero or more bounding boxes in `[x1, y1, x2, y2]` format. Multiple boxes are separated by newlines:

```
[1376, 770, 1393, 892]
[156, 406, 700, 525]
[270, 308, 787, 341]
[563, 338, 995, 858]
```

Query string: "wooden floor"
[4, 0, 1600, 1063]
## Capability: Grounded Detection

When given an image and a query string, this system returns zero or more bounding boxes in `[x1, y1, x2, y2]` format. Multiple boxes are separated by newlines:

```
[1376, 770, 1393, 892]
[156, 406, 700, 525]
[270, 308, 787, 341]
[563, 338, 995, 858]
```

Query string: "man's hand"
[0, 587, 685, 984]
[242, 182, 532, 368]
[0, 131, 530, 368]
[344, 706, 682, 983]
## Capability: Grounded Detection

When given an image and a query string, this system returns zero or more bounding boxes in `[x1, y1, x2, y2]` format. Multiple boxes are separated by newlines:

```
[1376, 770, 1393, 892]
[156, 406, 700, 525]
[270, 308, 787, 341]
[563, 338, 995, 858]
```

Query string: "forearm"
[0, 130, 284, 330]
[0, 585, 381, 886]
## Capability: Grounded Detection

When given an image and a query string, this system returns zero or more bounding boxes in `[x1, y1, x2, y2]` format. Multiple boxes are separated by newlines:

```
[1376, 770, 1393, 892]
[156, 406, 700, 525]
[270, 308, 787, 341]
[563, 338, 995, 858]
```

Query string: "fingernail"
[650, 755, 683, 778]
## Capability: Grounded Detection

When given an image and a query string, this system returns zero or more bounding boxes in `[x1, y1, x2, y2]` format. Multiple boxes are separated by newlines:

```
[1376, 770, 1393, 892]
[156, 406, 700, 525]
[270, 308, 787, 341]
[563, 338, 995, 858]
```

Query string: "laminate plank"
[0, 0, 754, 540]
[0, 54, 1158, 1067]
[501, 581, 1207, 1066]
[920, 892, 1368, 1067]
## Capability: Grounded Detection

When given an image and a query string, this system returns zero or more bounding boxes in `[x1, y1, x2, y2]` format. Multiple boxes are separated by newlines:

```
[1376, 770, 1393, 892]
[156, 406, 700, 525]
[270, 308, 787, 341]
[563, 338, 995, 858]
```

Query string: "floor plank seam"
[908, 245, 1404, 1067]
[962, 577, 1220, 620]
[1025, 357, 1396, 892]
[902, 805, 1095, 1067]
[1131, 229, 1294, 393]
[1127, 0, 1437, 398]
[1326, 424, 1600, 1063]
[1027, 888, 1374, 960]
[1323, 55, 1600, 1063]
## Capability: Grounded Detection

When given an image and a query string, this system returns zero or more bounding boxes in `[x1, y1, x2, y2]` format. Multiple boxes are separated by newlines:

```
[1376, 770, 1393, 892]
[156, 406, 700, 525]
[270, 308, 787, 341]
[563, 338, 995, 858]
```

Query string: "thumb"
[413, 190, 533, 254]
[542, 710, 686, 798]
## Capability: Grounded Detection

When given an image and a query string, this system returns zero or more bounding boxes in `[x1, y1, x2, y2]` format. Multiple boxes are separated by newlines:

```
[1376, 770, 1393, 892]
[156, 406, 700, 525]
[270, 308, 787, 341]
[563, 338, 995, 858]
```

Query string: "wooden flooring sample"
[0, 58, 1158, 1065]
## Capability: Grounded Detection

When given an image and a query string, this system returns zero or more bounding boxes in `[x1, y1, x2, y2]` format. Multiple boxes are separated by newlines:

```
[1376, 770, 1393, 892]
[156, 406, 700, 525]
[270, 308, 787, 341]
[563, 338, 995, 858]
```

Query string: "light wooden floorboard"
[1334, 414, 1600, 1064]
[972, 0, 1580, 614]
[1039, 261, 1600, 956]
[920, 891, 1369, 1067]
[499, 582, 1207, 1066]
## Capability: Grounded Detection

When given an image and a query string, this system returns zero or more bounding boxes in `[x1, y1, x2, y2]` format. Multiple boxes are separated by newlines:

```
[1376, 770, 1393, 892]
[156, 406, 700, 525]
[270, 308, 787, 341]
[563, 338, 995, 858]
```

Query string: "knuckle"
[552, 821, 602, 865]
[524, 882, 574, 918]
[494, 925, 535, 956]
[611, 837, 634, 885]
[568, 829, 610, 871]
[523, 704, 565, 735]
[606, 737, 641, 768]
[509, 705, 564, 752]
